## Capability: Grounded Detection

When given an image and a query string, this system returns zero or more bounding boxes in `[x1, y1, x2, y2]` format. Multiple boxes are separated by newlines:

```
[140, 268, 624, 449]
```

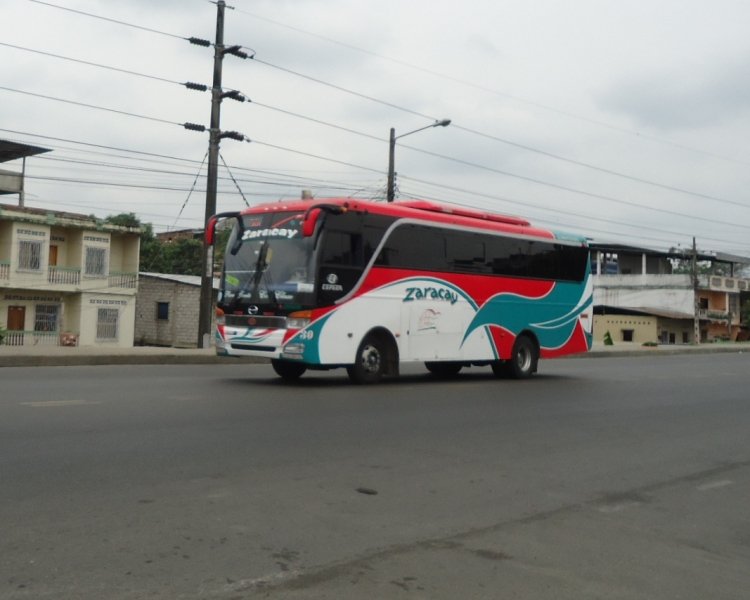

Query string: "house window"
[621, 329, 634, 342]
[698, 298, 709, 310]
[18, 240, 42, 271]
[85, 247, 108, 277]
[34, 305, 59, 332]
[157, 302, 169, 320]
[682, 332, 689, 344]
[96, 308, 119, 340]
[669, 333, 676, 344]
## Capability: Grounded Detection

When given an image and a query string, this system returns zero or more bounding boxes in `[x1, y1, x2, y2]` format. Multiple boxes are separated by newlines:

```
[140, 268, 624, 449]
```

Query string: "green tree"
[104, 213, 203, 275]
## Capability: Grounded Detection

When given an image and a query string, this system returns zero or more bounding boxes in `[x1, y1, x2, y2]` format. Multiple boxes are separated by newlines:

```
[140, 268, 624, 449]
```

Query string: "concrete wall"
[594, 314, 658, 345]
[135, 277, 212, 348]
[594, 274, 694, 315]
[77, 293, 135, 348]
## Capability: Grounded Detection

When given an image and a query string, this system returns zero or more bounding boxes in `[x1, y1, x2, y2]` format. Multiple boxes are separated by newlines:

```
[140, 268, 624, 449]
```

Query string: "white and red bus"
[206, 198, 592, 383]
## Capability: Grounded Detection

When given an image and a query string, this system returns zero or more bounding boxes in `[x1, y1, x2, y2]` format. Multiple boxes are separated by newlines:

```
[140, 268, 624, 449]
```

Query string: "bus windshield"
[220, 211, 316, 311]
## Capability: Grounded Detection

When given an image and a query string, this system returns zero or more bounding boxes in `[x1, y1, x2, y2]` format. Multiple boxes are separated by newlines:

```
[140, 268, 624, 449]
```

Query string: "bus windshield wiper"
[247, 240, 277, 304]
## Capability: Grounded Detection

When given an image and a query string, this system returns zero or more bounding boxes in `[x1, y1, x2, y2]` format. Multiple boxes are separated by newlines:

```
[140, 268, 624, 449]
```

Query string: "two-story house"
[591, 243, 750, 345]
[0, 203, 141, 347]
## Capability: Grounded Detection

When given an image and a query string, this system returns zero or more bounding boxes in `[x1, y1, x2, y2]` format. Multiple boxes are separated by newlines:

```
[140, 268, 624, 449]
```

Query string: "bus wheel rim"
[517, 346, 532, 371]
[362, 344, 381, 373]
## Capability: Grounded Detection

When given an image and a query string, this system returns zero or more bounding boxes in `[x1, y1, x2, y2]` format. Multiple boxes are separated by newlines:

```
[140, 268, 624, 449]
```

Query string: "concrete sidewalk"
[0, 344, 264, 367]
[0, 341, 747, 368]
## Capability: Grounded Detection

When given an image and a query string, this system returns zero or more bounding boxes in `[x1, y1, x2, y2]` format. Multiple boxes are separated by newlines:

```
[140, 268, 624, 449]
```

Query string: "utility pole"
[692, 236, 701, 345]
[196, 1, 226, 348]
[386, 128, 396, 202]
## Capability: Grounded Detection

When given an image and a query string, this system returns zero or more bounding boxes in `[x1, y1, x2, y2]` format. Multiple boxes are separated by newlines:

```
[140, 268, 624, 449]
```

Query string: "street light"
[387, 118, 451, 202]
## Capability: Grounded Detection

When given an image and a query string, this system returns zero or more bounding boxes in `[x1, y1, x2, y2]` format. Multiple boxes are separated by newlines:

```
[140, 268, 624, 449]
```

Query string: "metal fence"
[0, 331, 62, 346]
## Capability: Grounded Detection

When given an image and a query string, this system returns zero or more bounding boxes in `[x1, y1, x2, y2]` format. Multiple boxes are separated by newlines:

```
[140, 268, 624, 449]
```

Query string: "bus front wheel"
[347, 335, 386, 384]
[271, 359, 307, 381]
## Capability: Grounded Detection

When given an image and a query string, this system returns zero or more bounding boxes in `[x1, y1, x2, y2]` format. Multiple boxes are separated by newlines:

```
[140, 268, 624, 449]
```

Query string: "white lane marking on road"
[223, 569, 302, 593]
[598, 501, 641, 513]
[696, 479, 734, 492]
[20, 399, 101, 407]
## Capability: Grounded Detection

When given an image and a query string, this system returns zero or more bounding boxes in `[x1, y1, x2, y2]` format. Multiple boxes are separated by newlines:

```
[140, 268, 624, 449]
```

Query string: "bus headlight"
[287, 310, 312, 329]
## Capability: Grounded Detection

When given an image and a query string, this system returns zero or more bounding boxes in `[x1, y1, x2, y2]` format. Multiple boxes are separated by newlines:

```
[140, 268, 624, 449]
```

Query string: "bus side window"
[447, 232, 485, 273]
[376, 225, 446, 272]
[321, 231, 363, 266]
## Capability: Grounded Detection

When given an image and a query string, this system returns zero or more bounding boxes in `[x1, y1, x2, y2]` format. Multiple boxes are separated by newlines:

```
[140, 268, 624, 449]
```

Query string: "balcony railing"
[699, 309, 730, 321]
[4, 264, 136, 289]
[48, 266, 81, 285]
[698, 274, 750, 292]
[108, 271, 137, 288]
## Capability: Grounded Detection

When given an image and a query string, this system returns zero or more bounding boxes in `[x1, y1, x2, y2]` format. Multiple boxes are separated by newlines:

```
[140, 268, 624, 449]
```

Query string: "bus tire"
[425, 361, 462, 378]
[347, 334, 387, 384]
[507, 334, 538, 379]
[271, 359, 307, 381]
[490, 361, 510, 378]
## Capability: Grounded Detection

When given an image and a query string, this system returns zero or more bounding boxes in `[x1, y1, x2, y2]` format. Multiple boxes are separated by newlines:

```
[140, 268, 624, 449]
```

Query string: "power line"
[0, 42, 184, 86]
[251, 57, 433, 121]
[247, 60, 750, 211]
[235, 7, 750, 168]
[0, 85, 181, 127]
[5, 23, 744, 213]
[26, 0, 188, 41]
[399, 180, 749, 249]
[1, 128, 380, 193]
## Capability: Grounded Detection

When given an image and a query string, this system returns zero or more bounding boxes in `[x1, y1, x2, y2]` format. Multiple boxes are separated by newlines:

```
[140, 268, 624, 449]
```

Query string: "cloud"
[597, 56, 750, 131]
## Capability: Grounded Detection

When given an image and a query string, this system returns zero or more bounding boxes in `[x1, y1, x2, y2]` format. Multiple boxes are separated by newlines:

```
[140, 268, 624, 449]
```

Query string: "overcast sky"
[3, 0, 750, 256]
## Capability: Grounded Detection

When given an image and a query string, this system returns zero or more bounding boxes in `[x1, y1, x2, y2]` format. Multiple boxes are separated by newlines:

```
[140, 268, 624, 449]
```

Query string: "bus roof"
[237, 198, 586, 244]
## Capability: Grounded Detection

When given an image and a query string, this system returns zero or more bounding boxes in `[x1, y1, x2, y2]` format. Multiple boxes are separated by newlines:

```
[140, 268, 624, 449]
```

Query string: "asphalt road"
[1, 354, 749, 599]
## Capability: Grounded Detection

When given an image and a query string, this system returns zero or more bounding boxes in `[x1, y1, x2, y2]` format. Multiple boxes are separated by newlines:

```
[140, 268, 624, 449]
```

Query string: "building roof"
[0, 139, 52, 164]
[140, 272, 219, 289]
[0, 203, 140, 233]
[590, 242, 750, 265]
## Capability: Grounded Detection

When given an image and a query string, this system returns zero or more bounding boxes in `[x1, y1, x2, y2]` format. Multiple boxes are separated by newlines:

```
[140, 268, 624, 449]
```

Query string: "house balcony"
[698, 274, 749, 292]
[108, 271, 138, 289]
[1, 265, 137, 292]
[48, 266, 81, 285]
[43, 267, 137, 290]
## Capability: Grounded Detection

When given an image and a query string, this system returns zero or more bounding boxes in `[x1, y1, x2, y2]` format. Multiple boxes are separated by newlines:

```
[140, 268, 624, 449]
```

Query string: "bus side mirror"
[205, 216, 219, 245]
[205, 211, 242, 245]
[302, 208, 321, 237]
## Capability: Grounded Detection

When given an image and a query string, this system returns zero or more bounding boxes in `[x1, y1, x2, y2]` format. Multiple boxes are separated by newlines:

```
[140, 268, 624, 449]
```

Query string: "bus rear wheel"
[347, 335, 386, 384]
[506, 335, 538, 379]
[271, 359, 307, 381]
[425, 361, 462, 378]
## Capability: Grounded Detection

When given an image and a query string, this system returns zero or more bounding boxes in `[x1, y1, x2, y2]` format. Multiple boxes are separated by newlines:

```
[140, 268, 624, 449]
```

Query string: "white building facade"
[0, 204, 140, 348]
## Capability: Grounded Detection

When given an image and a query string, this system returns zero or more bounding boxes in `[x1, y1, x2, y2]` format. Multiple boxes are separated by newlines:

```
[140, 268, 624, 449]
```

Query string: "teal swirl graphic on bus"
[463, 266, 592, 350]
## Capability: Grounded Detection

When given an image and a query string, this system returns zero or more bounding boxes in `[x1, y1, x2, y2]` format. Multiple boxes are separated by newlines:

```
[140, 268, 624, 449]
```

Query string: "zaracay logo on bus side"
[403, 286, 458, 305]
[242, 228, 299, 240]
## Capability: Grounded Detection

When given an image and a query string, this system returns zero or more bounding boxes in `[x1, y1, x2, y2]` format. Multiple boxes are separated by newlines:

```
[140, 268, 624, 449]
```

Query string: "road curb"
[0, 353, 268, 368]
